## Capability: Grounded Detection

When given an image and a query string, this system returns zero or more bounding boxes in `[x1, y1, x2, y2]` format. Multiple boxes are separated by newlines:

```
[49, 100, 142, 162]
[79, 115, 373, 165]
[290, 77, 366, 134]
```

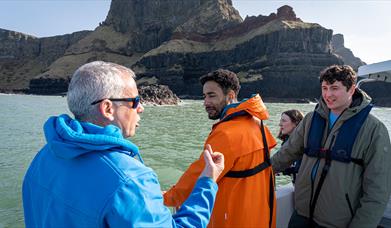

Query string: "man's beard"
[207, 99, 228, 120]
[208, 112, 220, 120]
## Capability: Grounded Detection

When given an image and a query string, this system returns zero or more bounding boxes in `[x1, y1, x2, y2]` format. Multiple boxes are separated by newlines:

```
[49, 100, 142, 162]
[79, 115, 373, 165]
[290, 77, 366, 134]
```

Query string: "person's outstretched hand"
[200, 144, 224, 182]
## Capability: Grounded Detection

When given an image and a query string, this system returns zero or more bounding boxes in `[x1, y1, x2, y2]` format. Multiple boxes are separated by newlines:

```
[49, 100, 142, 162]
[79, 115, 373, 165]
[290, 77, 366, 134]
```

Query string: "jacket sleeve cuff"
[197, 176, 218, 191]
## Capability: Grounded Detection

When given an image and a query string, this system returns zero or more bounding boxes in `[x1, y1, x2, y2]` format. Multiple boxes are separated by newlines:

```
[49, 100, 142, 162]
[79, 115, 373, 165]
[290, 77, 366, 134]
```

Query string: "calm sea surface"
[1, 94, 390, 227]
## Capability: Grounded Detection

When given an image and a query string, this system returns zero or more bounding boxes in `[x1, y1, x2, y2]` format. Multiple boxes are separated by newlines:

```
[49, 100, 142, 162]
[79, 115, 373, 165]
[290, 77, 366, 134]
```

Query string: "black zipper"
[345, 193, 354, 217]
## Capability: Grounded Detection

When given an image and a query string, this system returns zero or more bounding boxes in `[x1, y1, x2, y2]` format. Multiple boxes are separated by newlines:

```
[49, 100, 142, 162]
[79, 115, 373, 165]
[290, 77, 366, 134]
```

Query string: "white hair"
[67, 61, 135, 121]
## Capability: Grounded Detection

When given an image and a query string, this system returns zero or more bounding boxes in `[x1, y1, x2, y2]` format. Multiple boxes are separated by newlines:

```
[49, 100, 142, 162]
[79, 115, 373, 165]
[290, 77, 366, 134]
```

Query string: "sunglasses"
[90, 96, 140, 109]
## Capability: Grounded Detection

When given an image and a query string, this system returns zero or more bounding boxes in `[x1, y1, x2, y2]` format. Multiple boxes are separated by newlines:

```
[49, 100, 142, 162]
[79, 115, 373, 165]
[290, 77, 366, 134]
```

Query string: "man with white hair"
[22, 61, 224, 227]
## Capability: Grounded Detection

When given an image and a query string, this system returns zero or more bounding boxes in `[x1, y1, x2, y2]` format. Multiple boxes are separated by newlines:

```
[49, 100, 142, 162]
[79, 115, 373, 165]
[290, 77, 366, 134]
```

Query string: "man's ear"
[349, 84, 356, 95]
[99, 100, 115, 121]
[228, 90, 236, 103]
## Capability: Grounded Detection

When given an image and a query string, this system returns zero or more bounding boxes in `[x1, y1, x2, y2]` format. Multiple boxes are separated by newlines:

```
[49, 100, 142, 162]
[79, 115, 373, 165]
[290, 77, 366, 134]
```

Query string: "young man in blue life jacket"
[271, 65, 391, 228]
[22, 61, 225, 228]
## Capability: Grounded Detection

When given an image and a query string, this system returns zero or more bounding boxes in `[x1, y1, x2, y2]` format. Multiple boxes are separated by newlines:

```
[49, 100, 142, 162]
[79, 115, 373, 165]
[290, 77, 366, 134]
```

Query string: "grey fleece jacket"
[272, 89, 391, 228]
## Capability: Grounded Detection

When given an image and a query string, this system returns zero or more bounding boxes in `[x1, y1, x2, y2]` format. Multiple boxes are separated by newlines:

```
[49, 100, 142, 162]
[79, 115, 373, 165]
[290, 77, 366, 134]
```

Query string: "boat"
[357, 60, 391, 87]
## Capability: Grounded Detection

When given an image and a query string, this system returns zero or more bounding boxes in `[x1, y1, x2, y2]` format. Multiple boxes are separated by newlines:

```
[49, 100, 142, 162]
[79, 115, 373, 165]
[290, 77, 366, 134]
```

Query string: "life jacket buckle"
[318, 148, 329, 158]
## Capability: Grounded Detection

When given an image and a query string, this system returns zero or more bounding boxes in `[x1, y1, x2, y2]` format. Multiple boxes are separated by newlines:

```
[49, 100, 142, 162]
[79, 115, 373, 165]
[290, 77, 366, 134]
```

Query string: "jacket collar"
[219, 94, 269, 122]
[44, 114, 140, 160]
[316, 88, 372, 121]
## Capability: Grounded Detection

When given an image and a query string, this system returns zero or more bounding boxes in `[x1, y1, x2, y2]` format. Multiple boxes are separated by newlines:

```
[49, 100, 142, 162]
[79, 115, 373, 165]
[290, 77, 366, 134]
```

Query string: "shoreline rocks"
[138, 84, 180, 105]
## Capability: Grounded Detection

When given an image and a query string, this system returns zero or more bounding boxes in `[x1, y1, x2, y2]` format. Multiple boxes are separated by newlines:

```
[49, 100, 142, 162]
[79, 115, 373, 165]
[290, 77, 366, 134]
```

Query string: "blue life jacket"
[304, 104, 372, 165]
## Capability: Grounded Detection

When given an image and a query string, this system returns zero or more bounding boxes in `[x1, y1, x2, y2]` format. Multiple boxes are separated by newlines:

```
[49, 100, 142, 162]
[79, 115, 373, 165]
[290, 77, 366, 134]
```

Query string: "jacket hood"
[316, 88, 372, 120]
[44, 114, 139, 159]
[220, 94, 269, 121]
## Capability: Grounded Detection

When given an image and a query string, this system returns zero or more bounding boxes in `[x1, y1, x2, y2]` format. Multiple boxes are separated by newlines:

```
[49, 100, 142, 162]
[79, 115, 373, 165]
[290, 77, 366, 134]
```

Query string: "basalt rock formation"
[2, 1, 387, 105]
[0, 29, 90, 93]
[25, 0, 242, 95]
[331, 34, 365, 70]
[104, 0, 242, 52]
[134, 5, 342, 99]
[330, 34, 391, 106]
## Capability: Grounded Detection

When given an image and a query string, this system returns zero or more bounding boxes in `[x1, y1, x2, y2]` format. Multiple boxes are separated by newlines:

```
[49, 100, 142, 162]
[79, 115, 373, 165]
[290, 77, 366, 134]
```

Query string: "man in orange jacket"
[164, 69, 277, 228]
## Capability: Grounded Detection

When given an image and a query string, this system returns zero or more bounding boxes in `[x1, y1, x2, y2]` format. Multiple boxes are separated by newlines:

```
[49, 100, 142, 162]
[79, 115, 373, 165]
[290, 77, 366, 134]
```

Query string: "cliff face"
[330, 34, 391, 106]
[26, 0, 242, 94]
[0, 30, 39, 59]
[134, 6, 342, 99]
[104, 0, 242, 52]
[0, 29, 90, 92]
[1, 1, 379, 104]
[331, 34, 365, 70]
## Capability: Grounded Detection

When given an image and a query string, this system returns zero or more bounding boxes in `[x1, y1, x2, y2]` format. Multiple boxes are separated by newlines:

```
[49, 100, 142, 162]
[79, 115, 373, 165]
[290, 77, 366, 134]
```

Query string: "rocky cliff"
[134, 5, 342, 99]
[0, 28, 90, 92]
[330, 34, 391, 106]
[25, 0, 243, 95]
[331, 34, 365, 70]
[2, 1, 386, 105]
[105, 0, 242, 52]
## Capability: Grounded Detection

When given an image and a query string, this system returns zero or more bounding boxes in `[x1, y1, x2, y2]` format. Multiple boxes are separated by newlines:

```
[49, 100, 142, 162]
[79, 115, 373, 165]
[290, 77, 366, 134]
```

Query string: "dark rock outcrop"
[331, 34, 365, 70]
[29, 77, 70, 95]
[138, 84, 180, 105]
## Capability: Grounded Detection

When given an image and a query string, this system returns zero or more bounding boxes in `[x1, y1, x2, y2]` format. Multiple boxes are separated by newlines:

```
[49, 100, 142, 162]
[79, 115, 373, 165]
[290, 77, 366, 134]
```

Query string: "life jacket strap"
[310, 158, 331, 224]
[305, 148, 364, 167]
[225, 161, 270, 178]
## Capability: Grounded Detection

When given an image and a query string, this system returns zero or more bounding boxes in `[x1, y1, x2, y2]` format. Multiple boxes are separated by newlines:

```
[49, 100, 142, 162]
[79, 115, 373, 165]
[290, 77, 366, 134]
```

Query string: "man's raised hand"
[200, 144, 224, 182]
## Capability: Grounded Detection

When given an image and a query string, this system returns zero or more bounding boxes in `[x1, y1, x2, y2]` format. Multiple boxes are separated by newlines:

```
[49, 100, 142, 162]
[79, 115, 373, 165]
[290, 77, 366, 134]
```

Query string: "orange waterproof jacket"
[164, 94, 277, 228]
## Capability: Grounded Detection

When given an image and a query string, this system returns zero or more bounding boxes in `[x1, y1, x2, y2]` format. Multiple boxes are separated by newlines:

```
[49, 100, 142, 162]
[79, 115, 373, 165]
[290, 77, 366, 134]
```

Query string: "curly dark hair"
[320, 65, 357, 90]
[199, 69, 240, 95]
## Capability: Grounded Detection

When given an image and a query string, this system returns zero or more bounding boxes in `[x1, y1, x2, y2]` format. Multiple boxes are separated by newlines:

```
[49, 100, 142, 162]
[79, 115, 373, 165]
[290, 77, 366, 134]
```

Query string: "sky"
[0, 0, 390, 64]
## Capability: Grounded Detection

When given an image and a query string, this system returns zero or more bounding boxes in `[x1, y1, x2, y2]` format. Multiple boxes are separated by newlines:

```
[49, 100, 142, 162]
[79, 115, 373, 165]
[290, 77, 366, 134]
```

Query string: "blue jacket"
[23, 114, 217, 228]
